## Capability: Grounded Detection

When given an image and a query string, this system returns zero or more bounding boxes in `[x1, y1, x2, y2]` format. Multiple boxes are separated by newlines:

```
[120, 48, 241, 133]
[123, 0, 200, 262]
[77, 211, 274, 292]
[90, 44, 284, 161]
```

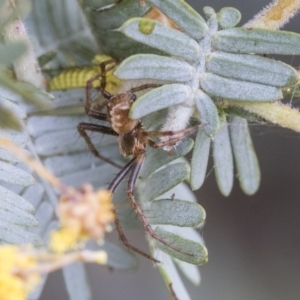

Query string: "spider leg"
[85, 73, 109, 115]
[108, 158, 159, 263]
[108, 157, 135, 192]
[113, 208, 159, 263]
[85, 59, 116, 115]
[127, 154, 193, 257]
[146, 125, 200, 149]
[87, 110, 109, 121]
[77, 122, 122, 169]
[130, 83, 162, 94]
[99, 59, 116, 98]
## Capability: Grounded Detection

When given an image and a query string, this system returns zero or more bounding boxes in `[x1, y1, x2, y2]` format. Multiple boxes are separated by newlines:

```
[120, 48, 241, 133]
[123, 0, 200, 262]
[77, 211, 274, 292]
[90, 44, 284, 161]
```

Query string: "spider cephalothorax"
[107, 91, 138, 134]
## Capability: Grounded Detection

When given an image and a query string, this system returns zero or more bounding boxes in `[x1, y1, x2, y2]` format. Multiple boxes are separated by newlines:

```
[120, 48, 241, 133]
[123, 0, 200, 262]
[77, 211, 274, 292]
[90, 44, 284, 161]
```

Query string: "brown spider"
[78, 59, 199, 262]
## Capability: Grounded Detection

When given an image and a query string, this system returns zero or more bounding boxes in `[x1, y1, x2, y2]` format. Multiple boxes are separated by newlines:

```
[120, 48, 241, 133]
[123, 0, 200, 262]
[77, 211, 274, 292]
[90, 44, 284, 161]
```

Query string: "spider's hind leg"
[126, 154, 193, 257]
[108, 158, 159, 263]
[113, 209, 160, 263]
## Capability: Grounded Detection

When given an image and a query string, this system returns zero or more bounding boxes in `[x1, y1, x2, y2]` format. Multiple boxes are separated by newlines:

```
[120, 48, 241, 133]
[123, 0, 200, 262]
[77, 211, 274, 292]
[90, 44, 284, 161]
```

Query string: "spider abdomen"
[118, 130, 145, 157]
[107, 93, 138, 134]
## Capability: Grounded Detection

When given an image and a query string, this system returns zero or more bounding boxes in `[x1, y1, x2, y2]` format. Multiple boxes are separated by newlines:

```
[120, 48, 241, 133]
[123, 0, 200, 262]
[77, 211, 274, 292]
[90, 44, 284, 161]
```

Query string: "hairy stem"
[245, 0, 300, 29]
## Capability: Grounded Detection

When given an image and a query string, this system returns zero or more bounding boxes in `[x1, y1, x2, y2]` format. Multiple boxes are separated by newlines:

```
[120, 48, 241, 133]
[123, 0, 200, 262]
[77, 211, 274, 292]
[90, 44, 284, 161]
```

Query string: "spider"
[78, 59, 199, 262]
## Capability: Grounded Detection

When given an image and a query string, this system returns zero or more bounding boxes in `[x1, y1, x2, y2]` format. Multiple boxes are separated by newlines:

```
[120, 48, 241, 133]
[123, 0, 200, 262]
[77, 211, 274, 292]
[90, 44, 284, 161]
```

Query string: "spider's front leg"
[85, 59, 116, 118]
[107, 157, 160, 263]
[77, 122, 122, 168]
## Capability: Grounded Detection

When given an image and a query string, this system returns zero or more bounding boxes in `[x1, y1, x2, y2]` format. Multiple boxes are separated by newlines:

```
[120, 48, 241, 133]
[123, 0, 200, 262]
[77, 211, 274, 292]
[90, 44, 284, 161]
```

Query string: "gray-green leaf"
[0, 42, 27, 67]
[0, 161, 35, 186]
[206, 52, 298, 87]
[141, 138, 194, 179]
[0, 104, 22, 130]
[115, 54, 195, 82]
[146, 199, 205, 227]
[194, 89, 219, 136]
[120, 18, 200, 61]
[200, 73, 282, 101]
[213, 122, 234, 196]
[0, 185, 35, 212]
[91, 0, 151, 30]
[63, 263, 92, 300]
[147, 0, 208, 40]
[154, 227, 208, 265]
[0, 221, 42, 245]
[130, 84, 191, 119]
[212, 28, 300, 55]
[144, 162, 190, 200]
[229, 116, 260, 195]
[217, 7, 241, 29]
[88, 240, 138, 270]
[155, 251, 192, 300]
[190, 129, 211, 191]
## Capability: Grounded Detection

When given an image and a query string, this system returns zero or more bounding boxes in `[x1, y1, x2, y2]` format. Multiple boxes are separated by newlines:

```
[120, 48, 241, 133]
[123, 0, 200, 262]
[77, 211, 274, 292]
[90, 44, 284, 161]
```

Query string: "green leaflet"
[156, 251, 192, 300]
[0, 42, 27, 67]
[217, 7, 241, 29]
[81, 0, 160, 58]
[147, 0, 208, 40]
[95, 29, 163, 58]
[90, 0, 151, 30]
[83, 0, 115, 8]
[120, 18, 200, 61]
[0, 129, 29, 147]
[0, 186, 35, 212]
[89, 241, 138, 270]
[130, 84, 192, 119]
[206, 52, 298, 87]
[146, 199, 205, 227]
[44, 145, 120, 177]
[194, 89, 219, 136]
[34, 202, 55, 236]
[63, 263, 92, 300]
[0, 96, 26, 120]
[143, 162, 190, 200]
[0, 205, 38, 227]
[190, 129, 211, 191]
[30, 0, 99, 66]
[212, 27, 300, 55]
[61, 164, 119, 189]
[0, 104, 22, 130]
[212, 122, 234, 196]
[174, 258, 201, 285]
[115, 54, 195, 82]
[0, 221, 42, 245]
[140, 138, 194, 179]
[37, 51, 57, 67]
[0, 161, 35, 186]
[154, 227, 208, 265]
[0, 148, 24, 163]
[33, 128, 115, 156]
[229, 116, 260, 195]
[0, 73, 52, 106]
[200, 73, 282, 101]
